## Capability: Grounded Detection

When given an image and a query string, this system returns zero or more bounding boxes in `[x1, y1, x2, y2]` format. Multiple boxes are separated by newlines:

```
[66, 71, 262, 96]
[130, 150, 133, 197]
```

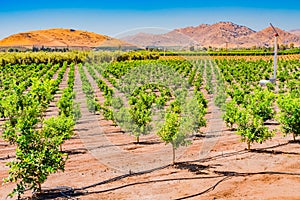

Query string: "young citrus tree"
[222, 99, 239, 129]
[157, 101, 191, 164]
[42, 115, 75, 151]
[245, 89, 275, 121]
[129, 94, 153, 143]
[277, 94, 300, 141]
[235, 108, 274, 150]
[223, 89, 275, 149]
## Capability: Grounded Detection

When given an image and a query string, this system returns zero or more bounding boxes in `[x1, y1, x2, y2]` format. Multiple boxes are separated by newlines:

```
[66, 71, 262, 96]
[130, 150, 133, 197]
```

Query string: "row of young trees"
[223, 88, 275, 150]
[78, 64, 101, 114]
[1, 62, 77, 197]
[128, 83, 172, 143]
[85, 64, 115, 120]
[220, 58, 300, 149]
[0, 51, 87, 66]
[77, 58, 208, 163]
[96, 59, 208, 162]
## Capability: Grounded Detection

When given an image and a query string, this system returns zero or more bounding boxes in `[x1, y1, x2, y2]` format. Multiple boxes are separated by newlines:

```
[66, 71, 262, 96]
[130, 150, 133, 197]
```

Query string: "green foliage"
[244, 89, 275, 121]
[85, 51, 123, 63]
[1, 83, 73, 197]
[129, 93, 154, 142]
[0, 52, 87, 66]
[180, 96, 206, 135]
[5, 137, 67, 197]
[103, 59, 207, 145]
[157, 102, 191, 164]
[114, 107, 132, 131]
[158, 110, 181, 145]
[222, 100, 239, 129]
[116, 51, 159, 62]
[205, 62, 214, 94]
[277, 94, 300, 140]
[266, 82, 275, 91]
[57, 88, 74, 117]
[78, 64, 101, 114]
[73, 102, 82, 120]
[158, 48, 300, 56]
[102, 106, 115, 121]
[235, 108, 275, 150]
[85, 64, 116, 120]
[0, 61, 77, 198]
[42, 116, 75, 142]
[223, 89, 275, 149]
[30, 78, 55, 110]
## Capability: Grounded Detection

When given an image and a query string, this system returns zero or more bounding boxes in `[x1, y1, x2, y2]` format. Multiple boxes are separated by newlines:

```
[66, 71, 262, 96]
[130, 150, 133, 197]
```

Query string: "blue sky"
[0, 0, 299, 39]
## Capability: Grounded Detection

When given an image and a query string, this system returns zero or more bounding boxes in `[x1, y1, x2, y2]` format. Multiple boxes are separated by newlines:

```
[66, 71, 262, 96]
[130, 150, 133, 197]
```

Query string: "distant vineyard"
[0, 51, 161, 66]
[159, 48, 300, 56]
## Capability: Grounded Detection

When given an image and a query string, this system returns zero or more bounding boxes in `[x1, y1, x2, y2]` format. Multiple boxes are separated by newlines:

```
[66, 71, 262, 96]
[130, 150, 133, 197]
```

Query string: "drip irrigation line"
[74, 163, 172, 191]
[175, 176, 231, 200]
[82, 175, 225, 195]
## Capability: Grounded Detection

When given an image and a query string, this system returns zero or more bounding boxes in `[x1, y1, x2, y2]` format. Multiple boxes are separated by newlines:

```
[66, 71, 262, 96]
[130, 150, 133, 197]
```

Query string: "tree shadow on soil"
[0, 154, 15, 160]
[250, 148, 300, 155]
[213, 170, 300, 177]
[63, 148, 88, 155]
[133, 141, 161, 145]
[288, 139, 300, 144]
[174, 162, 222, 175]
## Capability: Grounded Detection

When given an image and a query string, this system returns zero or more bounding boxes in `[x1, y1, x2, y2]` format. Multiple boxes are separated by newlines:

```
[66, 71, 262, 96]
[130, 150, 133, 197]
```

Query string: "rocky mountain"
[0, 28, 131, 48]
[239, 27, 300, 47]
[289, 29, 300, 36]
[122, 22, 300, 48]
[121, 31, 199, 48]
[174, 22, 256, 47]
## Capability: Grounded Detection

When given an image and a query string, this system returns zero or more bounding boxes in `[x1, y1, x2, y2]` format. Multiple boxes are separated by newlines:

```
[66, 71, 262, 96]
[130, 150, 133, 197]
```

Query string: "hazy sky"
[0, 0, 299, 39]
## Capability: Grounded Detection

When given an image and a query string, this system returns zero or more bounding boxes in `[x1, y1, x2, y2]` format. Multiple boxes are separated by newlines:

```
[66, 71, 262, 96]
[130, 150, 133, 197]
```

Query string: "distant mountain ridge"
[1, 23, 299, 49]
[122, 22, 300, 48]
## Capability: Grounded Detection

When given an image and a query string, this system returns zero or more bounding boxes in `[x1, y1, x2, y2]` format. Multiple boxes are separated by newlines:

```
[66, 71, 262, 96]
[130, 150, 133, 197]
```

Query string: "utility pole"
[270, 23, 279, 81]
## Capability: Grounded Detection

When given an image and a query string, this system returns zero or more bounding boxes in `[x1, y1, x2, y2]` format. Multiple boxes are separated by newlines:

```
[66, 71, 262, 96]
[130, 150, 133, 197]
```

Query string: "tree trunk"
[38, 182, 42, 193]
[60, 144, 62, 152]
[172, 145, 176, 165]
[293, 133, 296, 141]
[136, 136, 139, 144]
[247, 141, 251, 151]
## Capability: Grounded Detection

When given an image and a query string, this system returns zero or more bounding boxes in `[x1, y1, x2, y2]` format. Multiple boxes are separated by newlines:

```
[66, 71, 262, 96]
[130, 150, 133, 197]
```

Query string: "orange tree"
[1, 76, 74, 198]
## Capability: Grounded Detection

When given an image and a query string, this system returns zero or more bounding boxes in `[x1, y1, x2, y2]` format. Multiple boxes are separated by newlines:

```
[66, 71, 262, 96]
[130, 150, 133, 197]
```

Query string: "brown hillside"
[239, 26, 300, 47]
[0, 28, 130, 47]
[123, 22, 256, 48]
[122, 31, 199, 48]
[176, 21, 256, 47]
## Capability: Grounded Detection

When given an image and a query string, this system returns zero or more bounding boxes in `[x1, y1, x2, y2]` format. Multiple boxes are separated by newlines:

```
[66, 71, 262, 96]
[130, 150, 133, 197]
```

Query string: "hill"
[239, 26, 300, 47]
[122, 22, 300, 48]
[0, 28, 131, 48]
[289, 29, 300, 36]
[121, 31, 199, 48]
[175, 22, 256, 48]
